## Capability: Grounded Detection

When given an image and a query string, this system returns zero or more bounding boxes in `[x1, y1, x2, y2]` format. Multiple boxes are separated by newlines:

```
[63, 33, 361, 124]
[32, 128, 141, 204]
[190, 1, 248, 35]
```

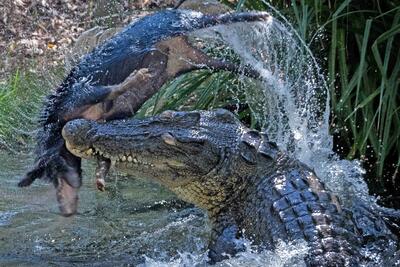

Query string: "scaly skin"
[61, 109, 398, 266]
[18, 9, 269, 215]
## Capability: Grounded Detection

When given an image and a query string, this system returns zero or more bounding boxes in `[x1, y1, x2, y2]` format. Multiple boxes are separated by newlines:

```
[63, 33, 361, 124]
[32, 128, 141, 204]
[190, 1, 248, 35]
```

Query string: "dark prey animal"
[62, 109, 399, 266]
[18, 9, 269, 215]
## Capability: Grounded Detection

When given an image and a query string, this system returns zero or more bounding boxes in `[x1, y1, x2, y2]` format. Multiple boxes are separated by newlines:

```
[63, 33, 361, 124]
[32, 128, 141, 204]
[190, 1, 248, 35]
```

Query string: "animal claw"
[136, 68, 153, 80]
[95, 157, 110, 192]
[96, 178, 106, 191]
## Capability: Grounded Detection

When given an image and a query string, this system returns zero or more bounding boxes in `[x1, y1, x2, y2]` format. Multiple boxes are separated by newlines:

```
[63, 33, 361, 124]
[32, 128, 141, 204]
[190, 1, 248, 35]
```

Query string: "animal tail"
[195, 11, 271, 29]
[174, 0, 187, 9]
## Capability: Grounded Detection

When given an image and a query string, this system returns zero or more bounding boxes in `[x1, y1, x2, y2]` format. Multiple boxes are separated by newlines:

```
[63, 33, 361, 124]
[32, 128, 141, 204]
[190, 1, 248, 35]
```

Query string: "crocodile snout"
[62, 119, 93, 148]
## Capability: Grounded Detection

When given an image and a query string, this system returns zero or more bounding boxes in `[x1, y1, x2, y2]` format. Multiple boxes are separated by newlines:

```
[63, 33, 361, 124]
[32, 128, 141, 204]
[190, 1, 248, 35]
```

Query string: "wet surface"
[2, 3, 399, 265]
[0, 153, 209, 266]
[0, 153, 313, 267]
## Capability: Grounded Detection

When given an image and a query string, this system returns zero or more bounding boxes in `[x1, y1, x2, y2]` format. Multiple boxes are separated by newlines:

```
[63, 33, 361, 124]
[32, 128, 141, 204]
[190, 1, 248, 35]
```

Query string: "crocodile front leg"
[208, 212, 245, 263]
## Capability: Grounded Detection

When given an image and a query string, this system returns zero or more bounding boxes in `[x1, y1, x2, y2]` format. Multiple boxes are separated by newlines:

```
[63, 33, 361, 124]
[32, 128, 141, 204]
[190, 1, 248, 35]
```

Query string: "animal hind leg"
[158, 36, 260, 79]
[103, 68, 152, 102]
[65, 68, 153, 121]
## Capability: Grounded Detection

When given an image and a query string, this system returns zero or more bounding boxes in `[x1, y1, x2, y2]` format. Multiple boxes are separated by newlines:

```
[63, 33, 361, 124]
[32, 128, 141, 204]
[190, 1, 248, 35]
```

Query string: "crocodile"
[61, 109, 399, 266]
[18, 9, 269, 215]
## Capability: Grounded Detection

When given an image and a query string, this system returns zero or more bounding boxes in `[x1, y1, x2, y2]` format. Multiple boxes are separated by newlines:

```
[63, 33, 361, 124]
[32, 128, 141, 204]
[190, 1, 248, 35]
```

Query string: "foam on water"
[141, 239, 309, 267]
[0, 211, 18, 226]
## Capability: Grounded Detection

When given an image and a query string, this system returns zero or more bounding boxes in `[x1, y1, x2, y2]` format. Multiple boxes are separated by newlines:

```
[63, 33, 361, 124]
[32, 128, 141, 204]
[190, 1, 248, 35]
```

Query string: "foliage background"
[0, 0, 399, 207]
[223, 0, 400, 207]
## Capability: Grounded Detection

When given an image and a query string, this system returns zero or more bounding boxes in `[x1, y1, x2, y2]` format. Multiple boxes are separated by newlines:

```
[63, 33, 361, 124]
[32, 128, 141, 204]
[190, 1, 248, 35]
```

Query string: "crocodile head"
[62, 109, 251, 190]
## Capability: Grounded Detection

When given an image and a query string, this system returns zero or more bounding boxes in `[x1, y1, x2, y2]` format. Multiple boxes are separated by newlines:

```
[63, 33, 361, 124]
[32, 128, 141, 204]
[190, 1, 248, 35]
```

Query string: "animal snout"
[62, 119, 92, 144]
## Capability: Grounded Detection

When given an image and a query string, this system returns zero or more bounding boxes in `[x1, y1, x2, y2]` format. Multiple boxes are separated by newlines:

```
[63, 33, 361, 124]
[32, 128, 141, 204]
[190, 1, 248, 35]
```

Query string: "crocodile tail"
[174, 0, 187, 9]
[196, 11, 271, 29]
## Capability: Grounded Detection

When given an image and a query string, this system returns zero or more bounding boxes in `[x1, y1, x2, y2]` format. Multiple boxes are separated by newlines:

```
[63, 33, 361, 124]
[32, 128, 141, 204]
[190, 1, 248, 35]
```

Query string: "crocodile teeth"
[110, 154, 156, 168]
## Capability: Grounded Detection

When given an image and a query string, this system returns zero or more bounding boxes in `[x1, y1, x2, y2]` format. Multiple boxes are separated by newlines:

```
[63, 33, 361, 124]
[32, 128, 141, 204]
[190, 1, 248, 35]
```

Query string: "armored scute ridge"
[18, 9, 269, 215]
[62, 109, 399, 266]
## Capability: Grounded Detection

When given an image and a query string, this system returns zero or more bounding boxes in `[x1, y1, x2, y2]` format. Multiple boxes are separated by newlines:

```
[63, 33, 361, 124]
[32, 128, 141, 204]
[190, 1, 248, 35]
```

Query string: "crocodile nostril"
[62, 119, 93, 144]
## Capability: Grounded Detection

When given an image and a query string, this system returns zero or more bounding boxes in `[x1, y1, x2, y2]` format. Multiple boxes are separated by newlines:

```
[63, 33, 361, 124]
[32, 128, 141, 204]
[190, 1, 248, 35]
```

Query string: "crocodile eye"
[239, 141, 257, 164]
[160, 110, 175, 119]
[161, 133, 177, 146]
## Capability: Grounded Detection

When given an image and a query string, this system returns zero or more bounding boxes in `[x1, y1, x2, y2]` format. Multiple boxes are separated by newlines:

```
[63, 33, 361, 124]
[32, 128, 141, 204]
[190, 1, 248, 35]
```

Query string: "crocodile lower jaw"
[65, 142, 155, 167]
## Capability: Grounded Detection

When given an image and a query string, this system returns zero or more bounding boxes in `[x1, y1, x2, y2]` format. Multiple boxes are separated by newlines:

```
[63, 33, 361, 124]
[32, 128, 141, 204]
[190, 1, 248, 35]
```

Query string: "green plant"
[218, 0, 400, 198]
[136, 69, 256, 123]
[1, 0, 399, 203]
[0, 70, 54, 151]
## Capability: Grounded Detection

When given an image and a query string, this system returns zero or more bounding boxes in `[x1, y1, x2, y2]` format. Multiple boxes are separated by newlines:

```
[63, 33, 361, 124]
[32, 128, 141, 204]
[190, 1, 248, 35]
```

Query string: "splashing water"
[1, 4, 398, 267]
[209, 6, 371, 208]
[141, 6, 383, 266]
[141, 240, 309, 267]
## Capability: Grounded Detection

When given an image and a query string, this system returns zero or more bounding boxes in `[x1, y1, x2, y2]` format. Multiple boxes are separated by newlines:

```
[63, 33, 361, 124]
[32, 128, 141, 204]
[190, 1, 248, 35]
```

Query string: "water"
[0, 153, 311, 266]
[213, 17, 367, 206]
[1, 3, 399, 266]
[0, 154, 209, 266]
